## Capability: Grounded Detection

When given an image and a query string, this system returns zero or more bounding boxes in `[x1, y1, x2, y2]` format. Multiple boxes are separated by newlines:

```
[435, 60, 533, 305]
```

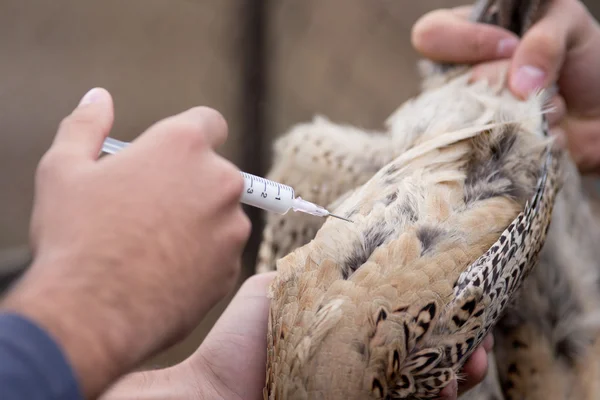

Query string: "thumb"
[51, 87, 115, 160]
[508, 0, 589, 98]
[187, 272, 276, 400]
[198, 272, 276, 348]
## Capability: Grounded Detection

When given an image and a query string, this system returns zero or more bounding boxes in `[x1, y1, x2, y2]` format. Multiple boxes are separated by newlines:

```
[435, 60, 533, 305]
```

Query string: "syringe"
[100, 137, 352, 222]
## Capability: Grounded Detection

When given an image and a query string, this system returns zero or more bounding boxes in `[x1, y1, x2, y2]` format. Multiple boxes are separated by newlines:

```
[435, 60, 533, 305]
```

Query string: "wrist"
[1, 255, 144, 398]
[99, 364, 200, 400]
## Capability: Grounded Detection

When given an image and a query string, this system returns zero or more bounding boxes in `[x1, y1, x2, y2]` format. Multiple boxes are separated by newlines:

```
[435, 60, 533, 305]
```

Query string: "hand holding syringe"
[101, 137, 353, 223]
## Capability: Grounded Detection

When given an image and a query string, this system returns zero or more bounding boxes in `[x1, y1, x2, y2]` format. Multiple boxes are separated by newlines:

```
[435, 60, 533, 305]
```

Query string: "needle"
[328, 213, 354, 223]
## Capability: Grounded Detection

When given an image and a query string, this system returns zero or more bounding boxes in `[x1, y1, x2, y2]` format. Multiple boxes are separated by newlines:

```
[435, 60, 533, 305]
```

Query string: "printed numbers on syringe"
[240, 172, 295, 214]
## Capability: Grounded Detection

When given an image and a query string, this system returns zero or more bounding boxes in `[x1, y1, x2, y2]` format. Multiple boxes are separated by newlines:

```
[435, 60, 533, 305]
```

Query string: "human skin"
[0, 86, 491, 400]
[98, 271, 493, 400]
[412, 0, 600, 173]
[0, 84, 495, 398]
[99, 272, 277, 400]
[0, 87, 251, 398]
[96, 2, 600, 394]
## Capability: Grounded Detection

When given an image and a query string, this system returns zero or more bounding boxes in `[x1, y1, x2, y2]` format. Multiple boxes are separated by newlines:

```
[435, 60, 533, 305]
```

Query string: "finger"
[52, 88, 115, 160]
[451, 6, 474, 19]
[556, 18, 600, 113]
[202, 272, 276, 341]
[469, 59, 512, 86]
[136, 106, 229, 152]
[550, 126, 568, 151]
[545, 94, 567, 127]
[190, 272, 277, 399]
[412, 9, 520, 63]
[563, 117, 600, 174]
[508, 0, 592, 98]
[457, 347, 489, 395]
[436, 378, 458, 400]
[482, 333, 495, 353]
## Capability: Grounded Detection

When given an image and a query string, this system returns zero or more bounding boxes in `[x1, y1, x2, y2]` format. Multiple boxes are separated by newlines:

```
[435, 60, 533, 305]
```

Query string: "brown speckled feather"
[265, 99, 560, 399]
[488, 153, 600, 400]
[256, 117, 394, 274]
[259, 0, 573, 399]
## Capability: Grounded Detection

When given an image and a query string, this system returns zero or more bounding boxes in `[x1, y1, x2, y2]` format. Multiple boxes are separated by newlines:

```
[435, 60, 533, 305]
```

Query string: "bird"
[255, 0, 600, 398]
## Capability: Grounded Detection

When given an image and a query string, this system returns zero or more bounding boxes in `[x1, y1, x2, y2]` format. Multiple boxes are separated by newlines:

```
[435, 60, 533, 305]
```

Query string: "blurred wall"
[1, 0, 599, 367]
[0, 0, 247, 249]
[264, 0, 600, 145]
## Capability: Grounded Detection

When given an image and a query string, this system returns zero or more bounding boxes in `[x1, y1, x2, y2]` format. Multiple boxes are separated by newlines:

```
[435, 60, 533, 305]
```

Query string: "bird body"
[264, 71, 560, 399]
[483, 155, 600, 400]
[256, 1, 595, 399]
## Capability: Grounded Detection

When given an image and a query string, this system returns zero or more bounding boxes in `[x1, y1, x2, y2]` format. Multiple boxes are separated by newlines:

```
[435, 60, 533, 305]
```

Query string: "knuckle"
[234, 210, 252, 243]
[59, 112, 96, 135]
[35, 150, 63, 179]
[527, 31, 563, 65]
[411, 10, 448, 50]
[151, 107, 229, 152]
[469, 29, 492, 58]
[195, 106, 228, 134]
[224, 210, 251, 256]
[223, 208, 251, 248]
[189, 106, 229, 147]
[571, 1, 596, 35]
[167, 119, 209, 149]
[219, 164, 245, 200]
[569, 0, 589, 20]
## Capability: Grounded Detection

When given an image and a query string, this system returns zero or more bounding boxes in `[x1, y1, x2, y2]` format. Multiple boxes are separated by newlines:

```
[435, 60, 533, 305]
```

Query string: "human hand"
[1, 88, 250, 397]
[412, 1, 600, 173]
[100, 269, 493, 400]
[185, 272, 275, 399]
[99, 272, 277, 400]
[436, 333, 494, 399]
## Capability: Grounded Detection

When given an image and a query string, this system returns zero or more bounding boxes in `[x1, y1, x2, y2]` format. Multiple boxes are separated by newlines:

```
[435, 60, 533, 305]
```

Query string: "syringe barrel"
[240, 172, 294, 214]
[102, 137, 128, 154]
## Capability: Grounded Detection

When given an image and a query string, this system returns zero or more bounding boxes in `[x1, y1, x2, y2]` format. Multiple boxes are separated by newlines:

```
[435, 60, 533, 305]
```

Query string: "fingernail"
[78, 87, 104, 107]
[497, 37, 519, 57]
[512, 65, 546, 97]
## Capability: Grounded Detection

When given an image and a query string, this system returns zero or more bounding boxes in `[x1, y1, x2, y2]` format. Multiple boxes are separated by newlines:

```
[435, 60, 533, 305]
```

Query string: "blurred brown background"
[1, 0, 599, 368]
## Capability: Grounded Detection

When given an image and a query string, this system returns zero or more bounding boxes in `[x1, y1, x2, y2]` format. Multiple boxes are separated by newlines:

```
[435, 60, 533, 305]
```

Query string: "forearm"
[0, 254, 232, 399]
[0, 256, 146, 398]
